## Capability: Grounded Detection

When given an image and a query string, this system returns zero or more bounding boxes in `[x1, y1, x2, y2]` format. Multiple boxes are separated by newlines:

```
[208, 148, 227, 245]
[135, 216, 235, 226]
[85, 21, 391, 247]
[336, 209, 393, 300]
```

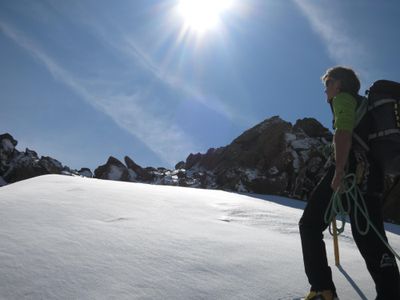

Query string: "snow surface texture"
[0, 175, 399, 300]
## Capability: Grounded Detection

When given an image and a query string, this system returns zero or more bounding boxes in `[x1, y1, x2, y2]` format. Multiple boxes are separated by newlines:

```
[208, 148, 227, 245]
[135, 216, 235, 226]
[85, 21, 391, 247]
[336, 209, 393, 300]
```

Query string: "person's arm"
[331, 130, 352, 191]
[331, 93, 356, 191]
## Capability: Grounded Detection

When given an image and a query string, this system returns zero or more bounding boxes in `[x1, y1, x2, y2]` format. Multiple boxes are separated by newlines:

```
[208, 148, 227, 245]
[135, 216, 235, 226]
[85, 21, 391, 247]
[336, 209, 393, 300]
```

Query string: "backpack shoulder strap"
[353, 95, 370, 151]
[354, 95, 368, 127]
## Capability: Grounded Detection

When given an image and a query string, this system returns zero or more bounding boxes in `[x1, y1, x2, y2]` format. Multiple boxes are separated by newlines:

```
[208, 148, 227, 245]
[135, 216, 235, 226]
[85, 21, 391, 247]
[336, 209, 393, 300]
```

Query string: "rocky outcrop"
[181, 116, 331, 198]
[0, 176, 6, 187]
[78, 168, 93, 178]
[175, 161, 186, 170]
[0, 137, 50, 183]
[0, 133, 92, 185]
[93, 156, 161, 182]
[3, 149, 59, 183]
[40, 156, 64, 174]
[94, 156, 130, 181]
[293, 117, 332, 139]
[125, 156, 155, 181]
[0, 133, 17, 177]
[90, 116, 327, 194]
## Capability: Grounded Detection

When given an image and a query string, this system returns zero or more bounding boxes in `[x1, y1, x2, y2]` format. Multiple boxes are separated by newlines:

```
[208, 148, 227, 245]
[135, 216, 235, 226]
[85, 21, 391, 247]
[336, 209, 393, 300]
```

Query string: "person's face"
[324, 78, 341, 102]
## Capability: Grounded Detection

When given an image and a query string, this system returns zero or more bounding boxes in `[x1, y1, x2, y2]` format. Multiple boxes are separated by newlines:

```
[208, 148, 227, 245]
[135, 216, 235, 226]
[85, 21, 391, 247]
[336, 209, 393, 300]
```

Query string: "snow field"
[0, 175, 399, 299]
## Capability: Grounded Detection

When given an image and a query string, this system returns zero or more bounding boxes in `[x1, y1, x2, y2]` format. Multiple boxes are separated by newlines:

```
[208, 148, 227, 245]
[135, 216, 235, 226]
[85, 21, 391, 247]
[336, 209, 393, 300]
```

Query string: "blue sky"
[1, 0, 400, 170]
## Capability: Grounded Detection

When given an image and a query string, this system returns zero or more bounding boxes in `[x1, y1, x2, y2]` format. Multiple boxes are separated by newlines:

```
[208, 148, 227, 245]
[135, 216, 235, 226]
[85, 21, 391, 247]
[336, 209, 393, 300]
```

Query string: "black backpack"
[353, 80, 400, 174]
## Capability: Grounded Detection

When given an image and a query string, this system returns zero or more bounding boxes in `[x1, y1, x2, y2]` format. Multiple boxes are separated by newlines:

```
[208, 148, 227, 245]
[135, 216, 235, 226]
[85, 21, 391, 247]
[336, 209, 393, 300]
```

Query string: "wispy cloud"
[89, 22, 249, 125]
[122, 36, 239, 119]
[0, 20, 102, 111]
[58, 0, 251, 126]
[0, 20, 196, 166]
[293, 0, 374, 83]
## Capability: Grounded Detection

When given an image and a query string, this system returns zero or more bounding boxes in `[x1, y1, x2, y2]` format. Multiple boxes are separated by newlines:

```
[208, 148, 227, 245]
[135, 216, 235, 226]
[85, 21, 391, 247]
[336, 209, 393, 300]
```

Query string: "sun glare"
[177, 0, 232, 33]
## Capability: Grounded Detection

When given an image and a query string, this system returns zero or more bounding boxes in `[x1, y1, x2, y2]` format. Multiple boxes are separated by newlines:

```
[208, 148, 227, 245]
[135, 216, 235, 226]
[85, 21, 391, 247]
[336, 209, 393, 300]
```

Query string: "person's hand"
[331, 169, 345, 192]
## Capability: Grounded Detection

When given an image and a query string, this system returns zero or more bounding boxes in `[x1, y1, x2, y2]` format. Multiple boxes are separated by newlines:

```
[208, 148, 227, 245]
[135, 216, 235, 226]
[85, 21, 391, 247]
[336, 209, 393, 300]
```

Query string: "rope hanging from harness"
[324, 173, 400, 262]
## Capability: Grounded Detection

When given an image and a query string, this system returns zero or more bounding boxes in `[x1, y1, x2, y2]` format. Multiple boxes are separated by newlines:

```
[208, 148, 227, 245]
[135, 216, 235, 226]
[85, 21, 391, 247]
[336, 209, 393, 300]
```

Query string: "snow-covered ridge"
[2, 115, 400, 224]
[0, 174, 398, 299]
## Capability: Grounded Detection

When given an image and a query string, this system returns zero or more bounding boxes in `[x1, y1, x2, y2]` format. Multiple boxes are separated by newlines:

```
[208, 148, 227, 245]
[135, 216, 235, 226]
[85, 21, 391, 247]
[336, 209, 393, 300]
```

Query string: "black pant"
[299, 155, 400, 299]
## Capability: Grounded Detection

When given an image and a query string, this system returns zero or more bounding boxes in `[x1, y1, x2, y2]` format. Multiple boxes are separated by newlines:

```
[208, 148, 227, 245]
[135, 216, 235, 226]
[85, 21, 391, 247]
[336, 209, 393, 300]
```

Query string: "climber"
[298, 66, 400, 300]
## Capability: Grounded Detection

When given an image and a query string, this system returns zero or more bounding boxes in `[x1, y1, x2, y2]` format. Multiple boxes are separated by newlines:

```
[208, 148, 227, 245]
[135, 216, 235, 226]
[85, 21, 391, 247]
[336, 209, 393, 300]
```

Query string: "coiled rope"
[324, 173, 400, 262]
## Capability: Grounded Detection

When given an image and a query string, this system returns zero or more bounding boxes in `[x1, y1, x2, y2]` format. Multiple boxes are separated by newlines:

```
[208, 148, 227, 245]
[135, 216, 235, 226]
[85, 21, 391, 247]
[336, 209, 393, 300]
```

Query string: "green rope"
[324, 173, 400, 262]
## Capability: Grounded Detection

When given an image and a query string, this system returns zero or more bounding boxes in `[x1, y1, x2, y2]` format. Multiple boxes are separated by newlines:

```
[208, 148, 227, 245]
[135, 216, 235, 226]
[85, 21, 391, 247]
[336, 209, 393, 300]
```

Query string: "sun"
[177, 0, 232, 33]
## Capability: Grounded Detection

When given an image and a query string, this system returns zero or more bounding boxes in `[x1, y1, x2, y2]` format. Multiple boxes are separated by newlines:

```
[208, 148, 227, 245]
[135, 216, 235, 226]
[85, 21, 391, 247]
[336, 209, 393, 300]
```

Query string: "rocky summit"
[91, 116, 332, 199]
[179, 116, 332, 198]
[1, 116, 400, 223]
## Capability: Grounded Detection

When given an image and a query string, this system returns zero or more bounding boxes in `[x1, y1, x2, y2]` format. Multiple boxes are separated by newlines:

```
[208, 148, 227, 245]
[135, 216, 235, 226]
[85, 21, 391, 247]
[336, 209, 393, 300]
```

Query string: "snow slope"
[0, 175, 399, 300]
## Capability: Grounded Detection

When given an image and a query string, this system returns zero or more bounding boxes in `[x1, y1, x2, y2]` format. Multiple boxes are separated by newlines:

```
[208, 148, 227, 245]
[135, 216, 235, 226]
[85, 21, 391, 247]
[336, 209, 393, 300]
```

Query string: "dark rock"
[0, 134, 19, 177]
[180, 116, 332, 198]
[0, 134, 83, 183]
[0, 176, 7, 186]
[293, 118, 332, 140]
[185, 153, 202, 170]
[124, 156, 154, 181]
[186, 116, 293, 172]
[78, 168, 93, 178]
[0, 133, 17, 147]
[25, 148, 39, 158]
[144, 167, 157, 173]
[39, 156, 63, 174]
[61, 166, 80, 176]
[3, 151, 49, 183]
[177, 170, 186, 178]
[94, 156, 130, 181]
[175, 161, 186, 170]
